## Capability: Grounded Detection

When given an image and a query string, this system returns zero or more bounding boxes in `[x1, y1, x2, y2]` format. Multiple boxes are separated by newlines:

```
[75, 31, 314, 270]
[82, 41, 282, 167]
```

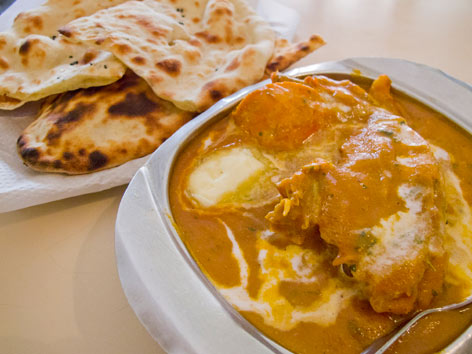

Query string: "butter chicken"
[169, 73, 472, 353]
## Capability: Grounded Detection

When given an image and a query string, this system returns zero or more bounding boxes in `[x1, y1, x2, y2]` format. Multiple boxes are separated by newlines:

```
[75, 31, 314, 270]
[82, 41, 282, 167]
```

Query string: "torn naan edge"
[59, 0, 275, 112]
[0, 0, 128, 110]
[265, 35, 325, 76]
[17, 72, 194, 174]
[0, 94, 24, 110]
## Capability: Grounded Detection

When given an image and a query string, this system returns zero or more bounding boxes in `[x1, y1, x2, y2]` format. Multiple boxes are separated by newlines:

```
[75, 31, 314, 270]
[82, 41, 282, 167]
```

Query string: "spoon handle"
[364, 295, 472, 354]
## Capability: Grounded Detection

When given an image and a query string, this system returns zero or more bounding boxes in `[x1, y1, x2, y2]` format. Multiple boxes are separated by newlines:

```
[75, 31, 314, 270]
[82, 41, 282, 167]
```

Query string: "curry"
[169, 73, 472, 354]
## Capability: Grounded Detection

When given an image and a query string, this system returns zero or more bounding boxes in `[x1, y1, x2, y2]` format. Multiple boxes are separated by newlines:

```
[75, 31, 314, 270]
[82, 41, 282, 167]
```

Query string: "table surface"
[1, 0, 471, 353]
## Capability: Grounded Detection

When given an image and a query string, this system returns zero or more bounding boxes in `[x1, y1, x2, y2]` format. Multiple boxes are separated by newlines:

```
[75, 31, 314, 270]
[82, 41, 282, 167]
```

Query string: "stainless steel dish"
[115, 57, 472, 354]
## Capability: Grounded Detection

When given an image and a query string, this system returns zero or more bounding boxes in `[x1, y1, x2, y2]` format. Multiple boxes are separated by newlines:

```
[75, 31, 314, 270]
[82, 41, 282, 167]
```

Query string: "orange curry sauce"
[169, 75, 472, 354]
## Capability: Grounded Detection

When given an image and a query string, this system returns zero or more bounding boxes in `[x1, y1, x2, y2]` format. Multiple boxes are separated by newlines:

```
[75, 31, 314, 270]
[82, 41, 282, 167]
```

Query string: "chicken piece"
[368, 74, 407, 117]
[266, 159, 331, 244]
[266, 76, 447, 314]
[232, 75, 378, 151]
[232, 81, 325, 150]
[320, 113, 447, 314]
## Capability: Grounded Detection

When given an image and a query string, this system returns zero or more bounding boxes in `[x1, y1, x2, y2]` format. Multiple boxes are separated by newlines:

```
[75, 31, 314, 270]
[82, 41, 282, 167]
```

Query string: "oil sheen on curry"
[169, 73, 472, 354]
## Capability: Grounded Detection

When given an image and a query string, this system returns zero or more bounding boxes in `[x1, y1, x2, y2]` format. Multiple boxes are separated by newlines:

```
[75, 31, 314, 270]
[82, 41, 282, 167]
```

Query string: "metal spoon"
[361, 295, 472, 354]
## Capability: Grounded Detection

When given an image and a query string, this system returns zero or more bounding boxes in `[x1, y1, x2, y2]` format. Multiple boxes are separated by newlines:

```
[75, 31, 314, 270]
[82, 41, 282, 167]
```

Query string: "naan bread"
[0, 0, 128, 110]
[17, 72, 194, 174]
[59, 0, 275, 112]
[265, 35, 326, 75]
[0, 33, 125, 107]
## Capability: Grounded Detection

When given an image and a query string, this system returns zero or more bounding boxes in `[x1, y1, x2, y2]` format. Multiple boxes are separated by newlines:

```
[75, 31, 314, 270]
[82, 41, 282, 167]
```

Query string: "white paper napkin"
[0, 0, 300, 213]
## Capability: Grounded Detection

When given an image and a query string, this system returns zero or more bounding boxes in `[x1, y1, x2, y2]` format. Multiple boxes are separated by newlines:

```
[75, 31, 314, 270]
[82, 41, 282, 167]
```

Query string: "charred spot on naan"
[155, 59, 182, 76]
[195, 31, 222, 44]
[88, 150, 109, 170]
[0, 57, 8, 70]
[225, 57, 240, 72]
[108, 92, 158, 116]
[131, 56, 146, 65]
[18, 145, 39, 163]
[44, 103, 96, 144]
[79, 49, 98, 65]
[201, 79, 226, 101]
[56, 26, 73, 38]
[18, 39, 33, 55]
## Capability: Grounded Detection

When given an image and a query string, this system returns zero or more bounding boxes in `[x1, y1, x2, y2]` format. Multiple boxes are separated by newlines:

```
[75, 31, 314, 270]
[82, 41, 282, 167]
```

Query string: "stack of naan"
[0, 0, 325, 174]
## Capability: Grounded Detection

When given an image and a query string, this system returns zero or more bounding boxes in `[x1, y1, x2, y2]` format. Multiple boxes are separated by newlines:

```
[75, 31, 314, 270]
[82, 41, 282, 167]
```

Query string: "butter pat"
[187, 147, 264, 207]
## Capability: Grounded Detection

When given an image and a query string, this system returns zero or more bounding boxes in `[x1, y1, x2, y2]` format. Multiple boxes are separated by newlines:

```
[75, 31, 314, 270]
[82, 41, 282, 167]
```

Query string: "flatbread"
[265, 35, 325, 75]
[0, 0, 128, 110]
[0, 33, 126, 107]
[17, 72, 194, 174]
[59, 0, 275, 112]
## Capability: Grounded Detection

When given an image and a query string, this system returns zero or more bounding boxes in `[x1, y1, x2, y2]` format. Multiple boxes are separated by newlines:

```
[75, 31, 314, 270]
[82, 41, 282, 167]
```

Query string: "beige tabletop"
[1, 1, 471, 353]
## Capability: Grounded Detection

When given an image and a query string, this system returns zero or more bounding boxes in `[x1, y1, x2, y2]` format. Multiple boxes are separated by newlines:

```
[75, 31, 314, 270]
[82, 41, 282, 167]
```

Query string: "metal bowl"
[115, 57, 472, 354]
